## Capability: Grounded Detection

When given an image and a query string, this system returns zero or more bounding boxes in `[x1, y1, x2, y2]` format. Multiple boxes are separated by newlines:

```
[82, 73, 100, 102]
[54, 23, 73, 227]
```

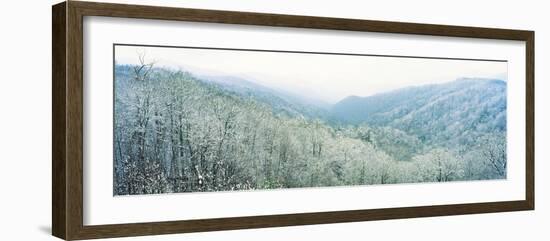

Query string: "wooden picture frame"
[52, 1, 534, 240]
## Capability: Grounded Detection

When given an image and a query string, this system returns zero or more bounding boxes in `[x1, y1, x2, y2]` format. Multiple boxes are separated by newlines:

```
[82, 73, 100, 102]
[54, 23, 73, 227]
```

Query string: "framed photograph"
[52, 1, 534, 240]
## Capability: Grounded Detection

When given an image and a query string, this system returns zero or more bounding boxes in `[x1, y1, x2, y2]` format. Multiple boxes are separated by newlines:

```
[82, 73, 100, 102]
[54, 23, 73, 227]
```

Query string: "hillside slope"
[331, 78, 506, 147]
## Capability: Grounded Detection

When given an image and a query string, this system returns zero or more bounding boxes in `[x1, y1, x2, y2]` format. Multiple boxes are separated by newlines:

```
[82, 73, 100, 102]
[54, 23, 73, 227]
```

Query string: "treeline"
[113, 61, 506, 195]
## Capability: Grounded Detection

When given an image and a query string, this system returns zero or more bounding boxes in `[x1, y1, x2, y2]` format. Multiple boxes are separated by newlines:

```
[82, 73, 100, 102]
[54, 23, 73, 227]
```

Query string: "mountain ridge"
[196, 73, 332, 120]
[330, 78, 506, 147]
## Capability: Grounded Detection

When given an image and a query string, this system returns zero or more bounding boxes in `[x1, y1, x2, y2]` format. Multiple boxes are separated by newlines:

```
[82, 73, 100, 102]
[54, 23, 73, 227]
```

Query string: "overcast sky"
[115, 45, 507, 103]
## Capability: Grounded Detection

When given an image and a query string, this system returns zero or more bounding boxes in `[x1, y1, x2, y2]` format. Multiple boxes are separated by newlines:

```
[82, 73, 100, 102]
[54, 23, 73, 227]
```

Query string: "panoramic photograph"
[113, 44, 507, 196]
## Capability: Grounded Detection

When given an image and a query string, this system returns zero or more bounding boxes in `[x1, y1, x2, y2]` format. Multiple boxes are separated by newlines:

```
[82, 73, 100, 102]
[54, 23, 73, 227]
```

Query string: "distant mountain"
[331, 78, 507, 147]
[197, 74, 331, 120]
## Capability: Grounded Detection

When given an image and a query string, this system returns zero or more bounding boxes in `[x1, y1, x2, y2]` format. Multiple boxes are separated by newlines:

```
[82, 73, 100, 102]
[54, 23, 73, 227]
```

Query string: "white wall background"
[0, 0, 547, 240]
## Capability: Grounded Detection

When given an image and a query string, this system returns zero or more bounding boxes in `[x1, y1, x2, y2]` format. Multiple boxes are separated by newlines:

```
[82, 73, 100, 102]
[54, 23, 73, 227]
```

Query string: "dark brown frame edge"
[52, 1, 535, 240]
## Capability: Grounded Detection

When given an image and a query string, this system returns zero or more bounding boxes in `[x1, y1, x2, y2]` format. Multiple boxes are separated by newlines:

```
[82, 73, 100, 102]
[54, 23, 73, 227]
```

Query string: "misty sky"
[115, 45, 507, 103]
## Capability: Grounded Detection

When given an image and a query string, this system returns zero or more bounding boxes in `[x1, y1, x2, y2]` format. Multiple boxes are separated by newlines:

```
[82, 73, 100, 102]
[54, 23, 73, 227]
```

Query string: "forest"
[113, 55, 507, 195]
